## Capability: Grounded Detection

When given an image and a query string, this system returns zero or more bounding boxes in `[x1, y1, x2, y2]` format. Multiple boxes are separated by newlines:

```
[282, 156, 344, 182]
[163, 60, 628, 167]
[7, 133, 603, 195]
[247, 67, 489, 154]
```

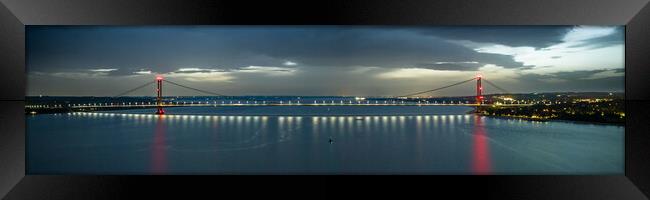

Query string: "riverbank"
[476, 113, 624, 126]
[473, 100, 625, 126]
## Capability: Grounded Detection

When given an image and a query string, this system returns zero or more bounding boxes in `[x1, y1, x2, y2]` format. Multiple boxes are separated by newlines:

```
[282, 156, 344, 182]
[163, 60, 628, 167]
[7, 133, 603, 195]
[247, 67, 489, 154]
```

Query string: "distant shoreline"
[477, 113, 624, 126]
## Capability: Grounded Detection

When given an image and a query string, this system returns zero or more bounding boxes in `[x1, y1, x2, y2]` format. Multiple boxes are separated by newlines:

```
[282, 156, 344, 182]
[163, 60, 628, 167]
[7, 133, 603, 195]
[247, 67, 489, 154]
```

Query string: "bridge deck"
[27, 103, 532, 109]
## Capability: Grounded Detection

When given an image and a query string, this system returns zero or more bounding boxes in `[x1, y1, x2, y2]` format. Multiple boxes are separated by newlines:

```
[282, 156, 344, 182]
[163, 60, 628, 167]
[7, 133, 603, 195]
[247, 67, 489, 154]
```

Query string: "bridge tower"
[155, 76, 165, 115]
[476, 75, 483, 105]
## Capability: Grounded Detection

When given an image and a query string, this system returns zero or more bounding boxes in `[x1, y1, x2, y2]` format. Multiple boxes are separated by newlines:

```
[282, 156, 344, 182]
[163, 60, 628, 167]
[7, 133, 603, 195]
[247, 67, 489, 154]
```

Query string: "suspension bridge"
[26, 75, 531, 114]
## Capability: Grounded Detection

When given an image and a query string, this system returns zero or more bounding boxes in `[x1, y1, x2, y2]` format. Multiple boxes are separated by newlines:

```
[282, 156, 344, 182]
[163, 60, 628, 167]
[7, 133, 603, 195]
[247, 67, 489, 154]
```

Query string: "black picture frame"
[1, 0, 650, 199]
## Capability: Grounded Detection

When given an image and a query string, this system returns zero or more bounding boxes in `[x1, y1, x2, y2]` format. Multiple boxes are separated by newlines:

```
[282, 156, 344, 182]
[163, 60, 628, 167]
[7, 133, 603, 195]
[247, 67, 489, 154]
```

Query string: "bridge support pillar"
[475, 75, 483, 113]
[155, 76, 165, 115]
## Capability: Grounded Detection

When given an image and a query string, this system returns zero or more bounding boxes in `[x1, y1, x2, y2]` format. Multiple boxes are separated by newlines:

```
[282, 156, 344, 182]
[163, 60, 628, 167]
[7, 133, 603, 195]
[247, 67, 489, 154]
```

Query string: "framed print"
[1, 0, 650, 199]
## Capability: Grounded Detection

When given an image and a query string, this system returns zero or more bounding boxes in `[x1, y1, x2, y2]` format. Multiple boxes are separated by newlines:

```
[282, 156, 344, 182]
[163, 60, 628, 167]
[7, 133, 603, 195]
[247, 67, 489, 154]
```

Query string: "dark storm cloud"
[247, 28, 529, 69]
[469, 69, 624, 94]
[27, 26, 274, 74]
[415, 62, 483, 71]
[551, 69, 617, 79]
[522, 69, 615, 79]
[26, 26, 529, 75]
[414, 26, 570, 48]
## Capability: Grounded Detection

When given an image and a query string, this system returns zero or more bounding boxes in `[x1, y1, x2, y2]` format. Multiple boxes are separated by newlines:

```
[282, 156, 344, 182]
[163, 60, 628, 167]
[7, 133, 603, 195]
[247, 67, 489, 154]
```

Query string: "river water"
[27, 106, 623, 174]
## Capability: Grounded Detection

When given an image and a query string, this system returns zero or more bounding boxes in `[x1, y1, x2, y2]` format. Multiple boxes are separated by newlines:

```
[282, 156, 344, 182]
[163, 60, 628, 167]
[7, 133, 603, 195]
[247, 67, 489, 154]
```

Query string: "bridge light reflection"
[472, 115, 491, 175]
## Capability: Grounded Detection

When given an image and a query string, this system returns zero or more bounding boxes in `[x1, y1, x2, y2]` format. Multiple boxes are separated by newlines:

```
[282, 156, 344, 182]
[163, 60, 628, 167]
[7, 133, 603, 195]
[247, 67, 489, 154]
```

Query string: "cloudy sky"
[27, 26, 624, 97]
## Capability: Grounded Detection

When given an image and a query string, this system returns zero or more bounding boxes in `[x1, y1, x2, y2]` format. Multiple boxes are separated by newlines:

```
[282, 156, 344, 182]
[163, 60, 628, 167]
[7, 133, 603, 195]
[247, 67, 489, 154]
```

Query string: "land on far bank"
[476, 98, 624, 125]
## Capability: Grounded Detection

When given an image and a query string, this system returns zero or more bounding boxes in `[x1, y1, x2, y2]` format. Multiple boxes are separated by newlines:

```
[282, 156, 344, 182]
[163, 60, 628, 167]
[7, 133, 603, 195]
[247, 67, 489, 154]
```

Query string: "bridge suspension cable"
[111, 76, 507, 99]
[163, 79, 228, 96]
[482, 79, 510, 94]
[399, 77, 477, 97]
[112, 81, 155, 98]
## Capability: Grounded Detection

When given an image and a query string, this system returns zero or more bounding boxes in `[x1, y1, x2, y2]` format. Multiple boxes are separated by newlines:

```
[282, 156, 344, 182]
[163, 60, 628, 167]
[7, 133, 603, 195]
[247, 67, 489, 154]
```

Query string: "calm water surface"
[27, 106, 623, 174]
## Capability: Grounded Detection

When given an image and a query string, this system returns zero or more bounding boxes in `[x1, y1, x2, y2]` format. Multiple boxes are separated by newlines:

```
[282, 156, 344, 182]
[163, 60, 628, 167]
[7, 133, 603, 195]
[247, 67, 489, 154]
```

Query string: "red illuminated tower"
[476, 75, 483, 105]
[155, 76, 165, 115]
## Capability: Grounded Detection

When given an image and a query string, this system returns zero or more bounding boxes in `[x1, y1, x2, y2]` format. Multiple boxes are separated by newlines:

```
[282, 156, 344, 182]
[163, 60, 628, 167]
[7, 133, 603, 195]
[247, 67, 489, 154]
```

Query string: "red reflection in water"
[151, 115, 167, 174]
[472, 115, 491, 174]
